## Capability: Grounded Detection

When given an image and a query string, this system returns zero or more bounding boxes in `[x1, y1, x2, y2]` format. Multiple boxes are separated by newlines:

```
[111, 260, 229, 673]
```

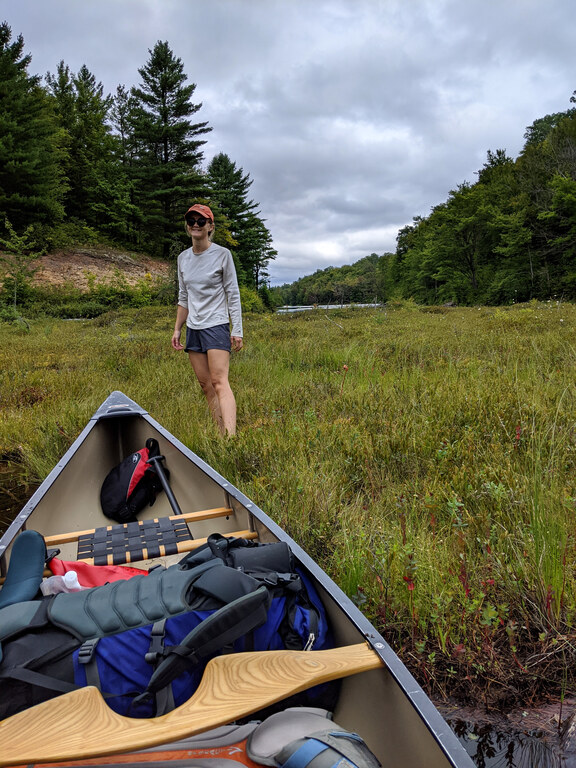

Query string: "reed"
[1, 300, 575, 706]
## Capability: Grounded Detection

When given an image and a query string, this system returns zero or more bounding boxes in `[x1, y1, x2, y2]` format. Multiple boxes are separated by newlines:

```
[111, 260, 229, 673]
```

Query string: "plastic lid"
[63, 571, 80, 587]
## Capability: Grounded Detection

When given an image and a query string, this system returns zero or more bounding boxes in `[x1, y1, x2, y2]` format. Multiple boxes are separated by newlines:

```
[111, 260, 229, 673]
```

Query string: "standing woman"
[171, 204, 243, 436]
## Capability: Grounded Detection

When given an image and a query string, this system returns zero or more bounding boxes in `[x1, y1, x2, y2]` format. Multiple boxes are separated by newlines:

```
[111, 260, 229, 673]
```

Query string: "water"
[277, 303, 381, 313]
[451, 719, 568, 767]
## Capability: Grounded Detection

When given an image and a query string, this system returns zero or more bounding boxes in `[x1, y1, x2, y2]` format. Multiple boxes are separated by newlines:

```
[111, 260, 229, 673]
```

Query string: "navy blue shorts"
[185, 323, 231, 353]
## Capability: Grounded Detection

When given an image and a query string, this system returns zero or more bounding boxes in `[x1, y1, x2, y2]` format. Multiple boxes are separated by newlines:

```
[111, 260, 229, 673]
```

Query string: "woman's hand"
[231, 336, 243, 351]
[171, 329, 185, 351]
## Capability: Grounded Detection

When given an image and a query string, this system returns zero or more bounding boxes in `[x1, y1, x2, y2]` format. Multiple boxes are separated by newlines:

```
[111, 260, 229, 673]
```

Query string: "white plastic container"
[40, 571, 84, 595]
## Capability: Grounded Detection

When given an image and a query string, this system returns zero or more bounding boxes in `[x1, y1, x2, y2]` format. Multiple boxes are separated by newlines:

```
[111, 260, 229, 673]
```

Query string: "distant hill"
[272, 253, 389, 305]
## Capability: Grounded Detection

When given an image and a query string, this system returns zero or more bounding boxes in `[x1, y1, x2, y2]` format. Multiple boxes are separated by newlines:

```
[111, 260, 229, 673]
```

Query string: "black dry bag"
[100, 438, 164, 524]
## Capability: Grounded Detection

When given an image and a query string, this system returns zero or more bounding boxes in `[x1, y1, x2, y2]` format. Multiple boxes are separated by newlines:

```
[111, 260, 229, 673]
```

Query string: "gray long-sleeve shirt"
[177, 243, 243, 337]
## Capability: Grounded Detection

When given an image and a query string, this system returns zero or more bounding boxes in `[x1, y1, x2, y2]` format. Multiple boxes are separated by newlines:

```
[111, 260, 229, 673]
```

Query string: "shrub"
[0, 306, 20, 323]
[42, 300, 109, 319]
[240, 285, 265, 313]
[44, 221, 104, 250]
[258, 284, 281, 310]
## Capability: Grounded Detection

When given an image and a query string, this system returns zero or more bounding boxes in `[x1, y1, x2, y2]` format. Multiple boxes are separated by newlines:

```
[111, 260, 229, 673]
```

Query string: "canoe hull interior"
[0, 392, 473, 768]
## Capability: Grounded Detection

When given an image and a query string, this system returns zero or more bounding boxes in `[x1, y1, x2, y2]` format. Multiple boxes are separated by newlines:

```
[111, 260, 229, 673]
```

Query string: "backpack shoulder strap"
[135, 585, 270, 713]
[0, 600, 46, 663]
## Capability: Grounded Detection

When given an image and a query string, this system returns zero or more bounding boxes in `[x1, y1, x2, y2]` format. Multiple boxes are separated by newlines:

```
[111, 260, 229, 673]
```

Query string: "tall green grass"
[1, 300, 575, 707]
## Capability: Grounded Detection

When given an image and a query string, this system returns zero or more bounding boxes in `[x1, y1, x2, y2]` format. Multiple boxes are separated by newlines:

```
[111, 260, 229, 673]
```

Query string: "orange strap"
[7, 737, 263, 768]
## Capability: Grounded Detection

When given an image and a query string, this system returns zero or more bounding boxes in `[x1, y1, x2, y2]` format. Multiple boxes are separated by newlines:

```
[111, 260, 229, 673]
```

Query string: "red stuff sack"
[49, 558, 148, 587]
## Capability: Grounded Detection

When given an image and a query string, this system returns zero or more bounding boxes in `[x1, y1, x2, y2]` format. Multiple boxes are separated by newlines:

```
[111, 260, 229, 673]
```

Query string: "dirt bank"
[32, 247, 171, 291]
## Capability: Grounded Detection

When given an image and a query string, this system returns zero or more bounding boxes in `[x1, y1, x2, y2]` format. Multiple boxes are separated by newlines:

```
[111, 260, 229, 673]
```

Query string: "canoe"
[0, 391, 473, 768]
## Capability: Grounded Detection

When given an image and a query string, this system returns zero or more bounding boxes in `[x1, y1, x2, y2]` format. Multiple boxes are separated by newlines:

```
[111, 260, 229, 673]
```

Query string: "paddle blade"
[0, 644, 383, 766]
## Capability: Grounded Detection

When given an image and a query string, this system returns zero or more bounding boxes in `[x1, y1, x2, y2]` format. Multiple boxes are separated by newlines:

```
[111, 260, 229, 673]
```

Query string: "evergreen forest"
[0, 23, 277, 302]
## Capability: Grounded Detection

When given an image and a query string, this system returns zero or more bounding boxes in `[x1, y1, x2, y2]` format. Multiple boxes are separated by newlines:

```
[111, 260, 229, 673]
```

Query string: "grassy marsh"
[1, 300, 576, 708]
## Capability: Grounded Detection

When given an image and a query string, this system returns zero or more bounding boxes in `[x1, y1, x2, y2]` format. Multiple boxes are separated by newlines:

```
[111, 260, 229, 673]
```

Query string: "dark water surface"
[449, 718, 568, 767]
[0, 467, 571, 767]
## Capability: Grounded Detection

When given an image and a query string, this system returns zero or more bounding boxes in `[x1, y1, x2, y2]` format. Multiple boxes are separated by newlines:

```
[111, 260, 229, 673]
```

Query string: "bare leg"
[206, 349, 237, 436]
[188, 352, 225, 434]
[188, 350, 237, 436]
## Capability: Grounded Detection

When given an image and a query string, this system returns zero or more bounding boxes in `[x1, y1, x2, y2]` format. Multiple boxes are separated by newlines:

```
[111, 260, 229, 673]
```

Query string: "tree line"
[0, 23, 276, 292]
[275, 96, 576, 306]
[3, 19, 575, 309]
[272, 254, 386, 306]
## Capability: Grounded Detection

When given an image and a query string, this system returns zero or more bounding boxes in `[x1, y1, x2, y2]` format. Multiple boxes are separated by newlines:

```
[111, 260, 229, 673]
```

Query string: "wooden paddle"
[0, 643, 383, 767]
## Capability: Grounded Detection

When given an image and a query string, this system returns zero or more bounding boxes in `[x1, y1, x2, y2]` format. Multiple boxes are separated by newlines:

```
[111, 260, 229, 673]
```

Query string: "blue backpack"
[75, 534, 332, 717]
[0, 534, 333, 719]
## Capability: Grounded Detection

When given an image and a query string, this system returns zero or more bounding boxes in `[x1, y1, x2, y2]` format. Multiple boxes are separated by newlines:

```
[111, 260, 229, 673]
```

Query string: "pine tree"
[207, 153, 276, 287]
[129, 41, 211, 258]
[107, 85, 147, 244]
[240, 211, 278, 288]
[0, 23, 65, 233]
[45, 62, 126, 235]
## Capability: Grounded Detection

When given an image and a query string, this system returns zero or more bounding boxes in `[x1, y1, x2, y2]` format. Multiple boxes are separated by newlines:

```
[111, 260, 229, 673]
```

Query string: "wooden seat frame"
[43, 507, 257, 566]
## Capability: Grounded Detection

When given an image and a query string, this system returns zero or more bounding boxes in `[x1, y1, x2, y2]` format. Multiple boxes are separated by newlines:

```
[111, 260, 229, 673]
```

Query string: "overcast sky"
[3, 0, 575, 285]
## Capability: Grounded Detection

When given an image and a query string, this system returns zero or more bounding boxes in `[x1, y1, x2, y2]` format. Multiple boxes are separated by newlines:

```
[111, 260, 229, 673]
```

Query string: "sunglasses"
[186, 216, 208, 227]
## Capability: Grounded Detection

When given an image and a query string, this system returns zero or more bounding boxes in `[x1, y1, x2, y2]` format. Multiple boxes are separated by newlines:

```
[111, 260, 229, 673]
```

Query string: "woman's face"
[186, 216, 213, 240]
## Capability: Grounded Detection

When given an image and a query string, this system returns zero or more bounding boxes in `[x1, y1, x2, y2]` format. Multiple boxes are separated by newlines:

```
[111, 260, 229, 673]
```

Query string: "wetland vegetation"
[1, 302, 575, 713]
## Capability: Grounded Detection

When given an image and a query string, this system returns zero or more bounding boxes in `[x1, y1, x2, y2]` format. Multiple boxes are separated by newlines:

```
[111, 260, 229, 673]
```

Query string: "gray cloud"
[3, 0, 575, 284]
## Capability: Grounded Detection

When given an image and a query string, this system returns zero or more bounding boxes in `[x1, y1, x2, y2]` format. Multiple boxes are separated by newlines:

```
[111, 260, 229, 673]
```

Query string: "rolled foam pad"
[0, 530, 47, 609]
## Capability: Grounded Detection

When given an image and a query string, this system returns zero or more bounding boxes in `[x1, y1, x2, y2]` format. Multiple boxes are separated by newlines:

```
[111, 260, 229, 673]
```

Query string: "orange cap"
[185, 204, 214, 221]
